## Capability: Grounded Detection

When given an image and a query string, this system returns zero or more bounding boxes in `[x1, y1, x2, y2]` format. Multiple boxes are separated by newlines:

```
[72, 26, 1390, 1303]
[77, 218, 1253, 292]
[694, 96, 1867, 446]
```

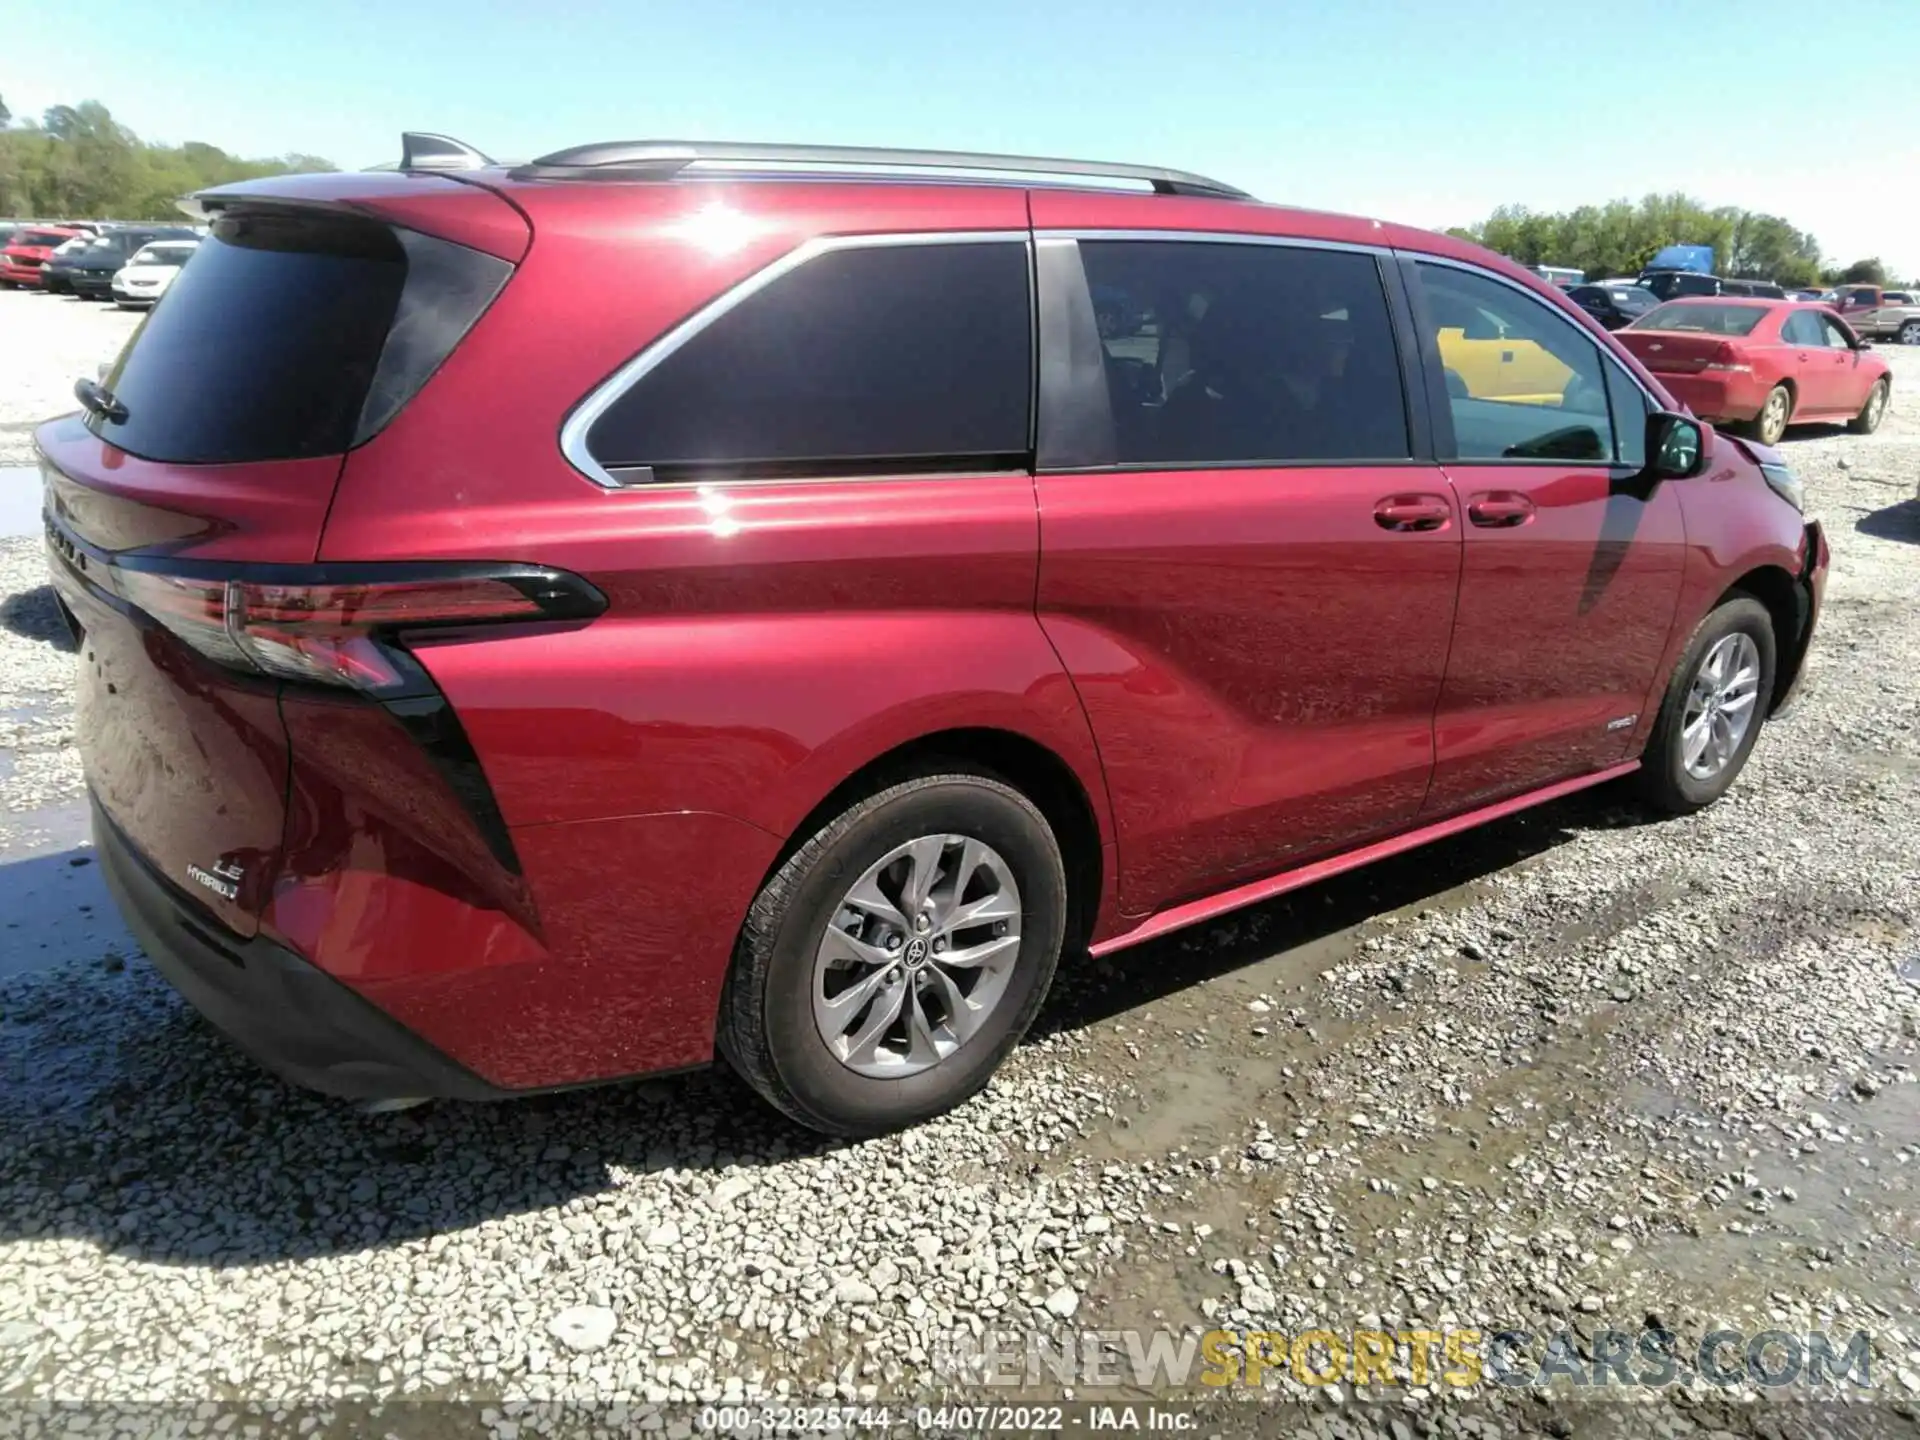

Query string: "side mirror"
[1647, 411, 1707, 480]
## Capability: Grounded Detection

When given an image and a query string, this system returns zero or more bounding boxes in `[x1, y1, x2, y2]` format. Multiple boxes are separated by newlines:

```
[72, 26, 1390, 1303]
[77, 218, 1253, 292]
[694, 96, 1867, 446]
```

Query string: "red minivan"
[42, 135, 1827, 1135]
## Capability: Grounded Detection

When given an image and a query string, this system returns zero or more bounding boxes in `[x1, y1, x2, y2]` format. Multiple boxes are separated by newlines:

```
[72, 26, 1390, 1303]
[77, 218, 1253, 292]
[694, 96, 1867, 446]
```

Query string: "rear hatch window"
[88, 209, 511, 465]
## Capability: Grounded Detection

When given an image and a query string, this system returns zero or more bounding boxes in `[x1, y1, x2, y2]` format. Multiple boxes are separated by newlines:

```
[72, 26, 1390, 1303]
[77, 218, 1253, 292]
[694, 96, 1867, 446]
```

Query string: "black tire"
[1747, 384, 1792, 446]
[1636, 596, 1777, 815]
[1849, 377, 1890, 435]
[718, 771, 1067, 1136]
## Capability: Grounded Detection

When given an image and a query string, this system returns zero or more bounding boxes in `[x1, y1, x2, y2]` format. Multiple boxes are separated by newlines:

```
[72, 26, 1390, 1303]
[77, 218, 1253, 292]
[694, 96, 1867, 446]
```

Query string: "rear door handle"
[1467, 491, 1536, 528]
[1373, 494, 1453, 532]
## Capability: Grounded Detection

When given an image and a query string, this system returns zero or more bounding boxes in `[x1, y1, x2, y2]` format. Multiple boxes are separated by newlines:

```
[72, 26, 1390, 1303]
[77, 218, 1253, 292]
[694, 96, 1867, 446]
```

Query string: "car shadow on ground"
[0, 782, 1651, 1269]
[1037, 779, 1646, 1035]
[1856, 498, 1920, 543]
[0, 582, 77, 651]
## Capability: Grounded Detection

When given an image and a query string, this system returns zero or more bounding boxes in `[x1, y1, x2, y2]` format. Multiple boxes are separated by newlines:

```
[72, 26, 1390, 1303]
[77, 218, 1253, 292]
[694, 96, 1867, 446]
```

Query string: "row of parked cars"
[1533, 263, 1920, 347]
[0, 220, 200, 307]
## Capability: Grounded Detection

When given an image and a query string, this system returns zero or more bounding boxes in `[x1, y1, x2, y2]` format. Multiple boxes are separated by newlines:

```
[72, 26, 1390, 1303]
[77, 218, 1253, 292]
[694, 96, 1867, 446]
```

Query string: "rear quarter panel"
[309, 184, 1119, 1081]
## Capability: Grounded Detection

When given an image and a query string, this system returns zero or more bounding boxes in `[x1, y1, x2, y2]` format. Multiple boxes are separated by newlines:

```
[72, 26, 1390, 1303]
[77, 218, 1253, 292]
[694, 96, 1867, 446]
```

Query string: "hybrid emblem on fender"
[185, 859, 245, 902]
[1606, 714, 1640, 732]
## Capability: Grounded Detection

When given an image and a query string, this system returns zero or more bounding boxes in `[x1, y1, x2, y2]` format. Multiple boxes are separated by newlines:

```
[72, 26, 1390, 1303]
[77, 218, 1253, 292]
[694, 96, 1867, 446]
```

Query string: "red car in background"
[1617, 298, 1892, 445]
[0, 225, 82, 287]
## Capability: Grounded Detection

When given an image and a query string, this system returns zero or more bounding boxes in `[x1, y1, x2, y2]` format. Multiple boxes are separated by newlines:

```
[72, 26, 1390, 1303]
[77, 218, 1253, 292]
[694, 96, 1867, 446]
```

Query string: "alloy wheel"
[812, 833, 1023, 1078]
[1758, 388, 1790, 445]
[1680, 632, 1761, 781]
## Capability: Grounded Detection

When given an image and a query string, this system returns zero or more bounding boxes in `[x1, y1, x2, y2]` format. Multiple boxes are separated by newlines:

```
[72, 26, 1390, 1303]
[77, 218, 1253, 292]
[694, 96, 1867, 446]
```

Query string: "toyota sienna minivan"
[42, 134, 1827, 1135]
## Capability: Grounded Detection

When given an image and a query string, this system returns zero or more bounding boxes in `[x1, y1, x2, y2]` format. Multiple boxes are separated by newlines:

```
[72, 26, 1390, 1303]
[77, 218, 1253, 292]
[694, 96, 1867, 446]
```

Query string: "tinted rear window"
[583, 241, 1032, 480]
[1635, 302, 1767, 336]
[90, 212, 406, 464]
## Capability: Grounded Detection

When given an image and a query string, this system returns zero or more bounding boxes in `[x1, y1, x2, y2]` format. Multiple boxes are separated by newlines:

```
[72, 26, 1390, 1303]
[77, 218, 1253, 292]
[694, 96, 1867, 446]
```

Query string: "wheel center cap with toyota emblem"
[903, 937, 930, 969]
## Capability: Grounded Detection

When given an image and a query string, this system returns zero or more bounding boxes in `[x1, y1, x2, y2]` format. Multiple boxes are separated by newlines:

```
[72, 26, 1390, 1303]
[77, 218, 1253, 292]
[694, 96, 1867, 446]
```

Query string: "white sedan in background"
[110, 239, 198, 308]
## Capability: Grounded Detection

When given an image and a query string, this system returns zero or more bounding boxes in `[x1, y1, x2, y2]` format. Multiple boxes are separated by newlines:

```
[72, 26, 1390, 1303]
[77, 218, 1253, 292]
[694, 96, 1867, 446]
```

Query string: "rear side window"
[1072, 239, 1410, 466]
[584, 241, 1032, 481]
[89, 210, 509, 465]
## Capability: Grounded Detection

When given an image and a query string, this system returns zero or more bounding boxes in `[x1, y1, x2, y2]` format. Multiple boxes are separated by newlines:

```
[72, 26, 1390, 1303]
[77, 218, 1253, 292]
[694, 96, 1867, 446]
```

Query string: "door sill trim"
[1089, 759, 1641, 957]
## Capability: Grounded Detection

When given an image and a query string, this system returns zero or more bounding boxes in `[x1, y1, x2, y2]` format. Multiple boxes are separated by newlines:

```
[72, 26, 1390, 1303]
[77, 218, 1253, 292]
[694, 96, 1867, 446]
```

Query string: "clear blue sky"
[8, 0, 1919, 276]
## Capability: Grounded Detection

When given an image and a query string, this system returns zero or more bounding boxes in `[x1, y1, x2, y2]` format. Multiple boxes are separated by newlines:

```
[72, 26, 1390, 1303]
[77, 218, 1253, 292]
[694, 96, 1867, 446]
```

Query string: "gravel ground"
[2, 286, 1919, 1435]
[0, 290, 141, 466]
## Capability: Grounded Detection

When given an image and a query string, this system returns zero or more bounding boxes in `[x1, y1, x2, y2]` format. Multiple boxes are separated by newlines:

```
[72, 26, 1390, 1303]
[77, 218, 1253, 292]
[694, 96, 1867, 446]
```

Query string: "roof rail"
[507, 140, 1250, 199]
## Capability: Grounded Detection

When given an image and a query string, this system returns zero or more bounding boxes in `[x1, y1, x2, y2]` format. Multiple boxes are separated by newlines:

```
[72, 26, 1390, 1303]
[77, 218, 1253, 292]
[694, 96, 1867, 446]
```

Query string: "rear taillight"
[110, 562, 603, 694]
[1701, 343, 1752, 373]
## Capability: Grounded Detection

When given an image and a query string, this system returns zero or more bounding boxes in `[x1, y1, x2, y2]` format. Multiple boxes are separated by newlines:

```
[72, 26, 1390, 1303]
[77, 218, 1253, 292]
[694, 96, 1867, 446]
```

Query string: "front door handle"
[1467, 490, 1536, 528]
[1373, 494, 1453, 532]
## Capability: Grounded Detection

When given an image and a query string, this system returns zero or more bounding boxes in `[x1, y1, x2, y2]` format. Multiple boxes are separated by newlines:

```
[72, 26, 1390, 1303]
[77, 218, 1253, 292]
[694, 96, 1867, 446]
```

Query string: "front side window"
[1819, 316, 1857, 349]
[1072, 239, 1410, 466]
[1414, 262, 1613, 463]
[584, 241, 1032, 481]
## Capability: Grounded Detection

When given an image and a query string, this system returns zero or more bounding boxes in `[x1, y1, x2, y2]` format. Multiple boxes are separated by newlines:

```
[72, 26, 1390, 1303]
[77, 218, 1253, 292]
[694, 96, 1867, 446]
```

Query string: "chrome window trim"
[562, 229, 1032, 490]
[1410, 252, 1666, 414]
[1038, 227, 1391, 258]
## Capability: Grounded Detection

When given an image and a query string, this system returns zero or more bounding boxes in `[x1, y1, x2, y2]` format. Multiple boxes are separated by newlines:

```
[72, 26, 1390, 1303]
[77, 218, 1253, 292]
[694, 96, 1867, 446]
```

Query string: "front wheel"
[1850, 377, 1890, 435]
[1636, 596, 1777, 815]
[719, 771, 1067, 1136]
[1749, 385, 1792, 446]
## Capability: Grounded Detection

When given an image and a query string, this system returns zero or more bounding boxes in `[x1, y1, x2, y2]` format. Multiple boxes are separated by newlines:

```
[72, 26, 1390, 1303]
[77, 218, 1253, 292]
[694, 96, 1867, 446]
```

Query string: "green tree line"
[0, 95, 335, 221]
[1446, 195, 1900, 288]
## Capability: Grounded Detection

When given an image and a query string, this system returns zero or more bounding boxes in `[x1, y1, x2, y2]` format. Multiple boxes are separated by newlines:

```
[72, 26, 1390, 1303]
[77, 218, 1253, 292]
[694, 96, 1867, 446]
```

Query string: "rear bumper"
[1659, 372, 1765, 423]
[94, 797, 508, 1102]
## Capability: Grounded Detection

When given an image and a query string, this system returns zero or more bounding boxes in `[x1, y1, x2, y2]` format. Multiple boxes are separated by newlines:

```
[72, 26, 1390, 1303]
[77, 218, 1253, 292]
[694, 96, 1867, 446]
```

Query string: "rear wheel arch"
[762, 727, 1106, 953]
